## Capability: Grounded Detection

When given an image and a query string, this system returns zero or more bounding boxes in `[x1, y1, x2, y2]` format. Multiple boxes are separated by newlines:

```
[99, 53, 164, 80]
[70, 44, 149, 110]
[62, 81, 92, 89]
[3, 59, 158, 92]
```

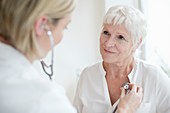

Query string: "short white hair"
[103, 5, 147, 46]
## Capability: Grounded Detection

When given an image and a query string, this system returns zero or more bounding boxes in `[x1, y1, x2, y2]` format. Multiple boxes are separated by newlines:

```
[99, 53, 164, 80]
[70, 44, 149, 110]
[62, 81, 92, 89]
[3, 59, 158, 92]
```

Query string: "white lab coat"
[74, 59, 170, 113]
[0, 42, 77, 113]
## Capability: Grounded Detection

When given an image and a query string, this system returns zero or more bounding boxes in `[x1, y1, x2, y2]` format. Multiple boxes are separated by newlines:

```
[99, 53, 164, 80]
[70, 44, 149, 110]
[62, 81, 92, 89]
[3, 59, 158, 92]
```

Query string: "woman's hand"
[117, 84, 143, 113]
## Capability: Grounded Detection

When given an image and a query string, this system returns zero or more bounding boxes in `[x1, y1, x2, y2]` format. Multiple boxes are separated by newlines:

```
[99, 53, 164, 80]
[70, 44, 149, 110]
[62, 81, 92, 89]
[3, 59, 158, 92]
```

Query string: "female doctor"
[0, 0, 142, 113]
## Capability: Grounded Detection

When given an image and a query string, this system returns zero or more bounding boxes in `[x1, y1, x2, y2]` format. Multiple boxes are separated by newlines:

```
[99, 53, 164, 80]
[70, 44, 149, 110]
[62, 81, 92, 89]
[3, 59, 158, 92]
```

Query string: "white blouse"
[74, 59, 170, 113]
[0, 42, 77, 113]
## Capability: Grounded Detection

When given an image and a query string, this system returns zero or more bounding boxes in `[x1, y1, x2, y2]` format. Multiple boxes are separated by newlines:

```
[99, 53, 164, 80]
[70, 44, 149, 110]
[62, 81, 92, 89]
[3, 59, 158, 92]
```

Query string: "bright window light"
[147, 0, 170, 74]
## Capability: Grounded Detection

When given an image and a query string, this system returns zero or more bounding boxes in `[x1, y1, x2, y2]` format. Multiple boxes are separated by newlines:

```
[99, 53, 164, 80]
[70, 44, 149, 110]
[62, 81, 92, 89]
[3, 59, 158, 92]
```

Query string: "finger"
[137, 87, 143, 100]
[137, 86, 143, 93]
[128, 83, 133, 90]
[120, 87, 125, 98]
[131, 84, 137, 92]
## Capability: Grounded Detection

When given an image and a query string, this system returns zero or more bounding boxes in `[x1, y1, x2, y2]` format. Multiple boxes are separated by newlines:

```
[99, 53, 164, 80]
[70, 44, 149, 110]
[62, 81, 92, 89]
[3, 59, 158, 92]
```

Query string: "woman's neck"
[103, 57, 135, 78]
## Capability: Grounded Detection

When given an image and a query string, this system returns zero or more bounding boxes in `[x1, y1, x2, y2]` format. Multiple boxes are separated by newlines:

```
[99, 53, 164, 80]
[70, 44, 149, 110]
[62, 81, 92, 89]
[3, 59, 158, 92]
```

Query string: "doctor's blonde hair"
[0, 0, 75, 59]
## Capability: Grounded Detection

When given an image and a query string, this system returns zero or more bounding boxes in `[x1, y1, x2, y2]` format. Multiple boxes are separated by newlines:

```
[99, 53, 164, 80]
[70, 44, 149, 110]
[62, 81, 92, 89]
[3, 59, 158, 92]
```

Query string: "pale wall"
[34, 0, 136, 103]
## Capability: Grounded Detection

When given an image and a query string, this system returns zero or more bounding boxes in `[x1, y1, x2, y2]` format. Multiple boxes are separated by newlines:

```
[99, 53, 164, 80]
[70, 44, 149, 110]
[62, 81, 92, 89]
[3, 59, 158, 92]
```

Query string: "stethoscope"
[112, 82, 130, 113]
[40, 31, 54, 80]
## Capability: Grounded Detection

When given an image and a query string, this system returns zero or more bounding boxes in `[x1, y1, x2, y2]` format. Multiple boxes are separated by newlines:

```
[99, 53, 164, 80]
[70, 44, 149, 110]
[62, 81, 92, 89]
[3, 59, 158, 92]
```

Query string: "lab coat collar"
[0, 42, 32, 65]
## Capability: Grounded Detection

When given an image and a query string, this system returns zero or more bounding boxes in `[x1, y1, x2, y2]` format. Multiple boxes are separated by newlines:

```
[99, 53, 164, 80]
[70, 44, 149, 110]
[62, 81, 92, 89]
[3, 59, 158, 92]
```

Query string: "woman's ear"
[132, 38, 142, 52]
[136, 38, 142, 48]
[34, 16, 49, 36]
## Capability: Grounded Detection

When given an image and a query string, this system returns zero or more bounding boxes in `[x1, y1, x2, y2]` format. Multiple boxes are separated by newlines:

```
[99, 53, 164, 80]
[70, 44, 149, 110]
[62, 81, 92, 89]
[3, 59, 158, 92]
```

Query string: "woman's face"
[52, 15, 71, 46]
[100, 24, 135, 64]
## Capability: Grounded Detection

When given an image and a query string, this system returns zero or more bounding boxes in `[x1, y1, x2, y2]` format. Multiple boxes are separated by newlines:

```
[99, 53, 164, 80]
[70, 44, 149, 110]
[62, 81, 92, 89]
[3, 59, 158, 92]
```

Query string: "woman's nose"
[105, 37, 116, 47]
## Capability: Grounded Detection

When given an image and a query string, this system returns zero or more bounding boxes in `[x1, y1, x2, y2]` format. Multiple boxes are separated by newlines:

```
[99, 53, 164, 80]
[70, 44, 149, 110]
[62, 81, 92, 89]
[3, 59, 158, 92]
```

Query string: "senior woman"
[0, 1, 144, 113]
[74, 5, 170, 113]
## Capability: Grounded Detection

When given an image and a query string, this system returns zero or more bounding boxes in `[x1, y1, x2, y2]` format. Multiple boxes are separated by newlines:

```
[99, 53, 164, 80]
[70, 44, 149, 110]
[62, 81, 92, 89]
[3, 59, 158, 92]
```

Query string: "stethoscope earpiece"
[47, 30, 52, 36]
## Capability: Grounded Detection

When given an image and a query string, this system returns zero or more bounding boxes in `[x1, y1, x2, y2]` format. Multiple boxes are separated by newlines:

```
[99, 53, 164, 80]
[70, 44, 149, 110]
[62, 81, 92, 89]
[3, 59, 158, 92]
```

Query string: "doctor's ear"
[34, 16, 50, 36]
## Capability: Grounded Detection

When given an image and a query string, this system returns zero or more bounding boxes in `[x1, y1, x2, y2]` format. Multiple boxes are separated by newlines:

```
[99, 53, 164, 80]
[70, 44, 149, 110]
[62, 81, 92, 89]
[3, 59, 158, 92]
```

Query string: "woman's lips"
[104, 49, 115, 54]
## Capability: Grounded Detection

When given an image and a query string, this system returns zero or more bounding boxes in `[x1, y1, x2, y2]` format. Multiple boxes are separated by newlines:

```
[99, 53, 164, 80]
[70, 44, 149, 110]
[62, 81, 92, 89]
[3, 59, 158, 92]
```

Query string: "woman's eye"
[103, 30, 110, 36]
[118, 35, 125, 40]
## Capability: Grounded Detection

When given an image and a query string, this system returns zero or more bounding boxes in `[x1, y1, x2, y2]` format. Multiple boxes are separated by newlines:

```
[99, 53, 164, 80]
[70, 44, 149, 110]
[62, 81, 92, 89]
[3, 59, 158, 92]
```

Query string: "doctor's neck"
[0, 35, 34, 63]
